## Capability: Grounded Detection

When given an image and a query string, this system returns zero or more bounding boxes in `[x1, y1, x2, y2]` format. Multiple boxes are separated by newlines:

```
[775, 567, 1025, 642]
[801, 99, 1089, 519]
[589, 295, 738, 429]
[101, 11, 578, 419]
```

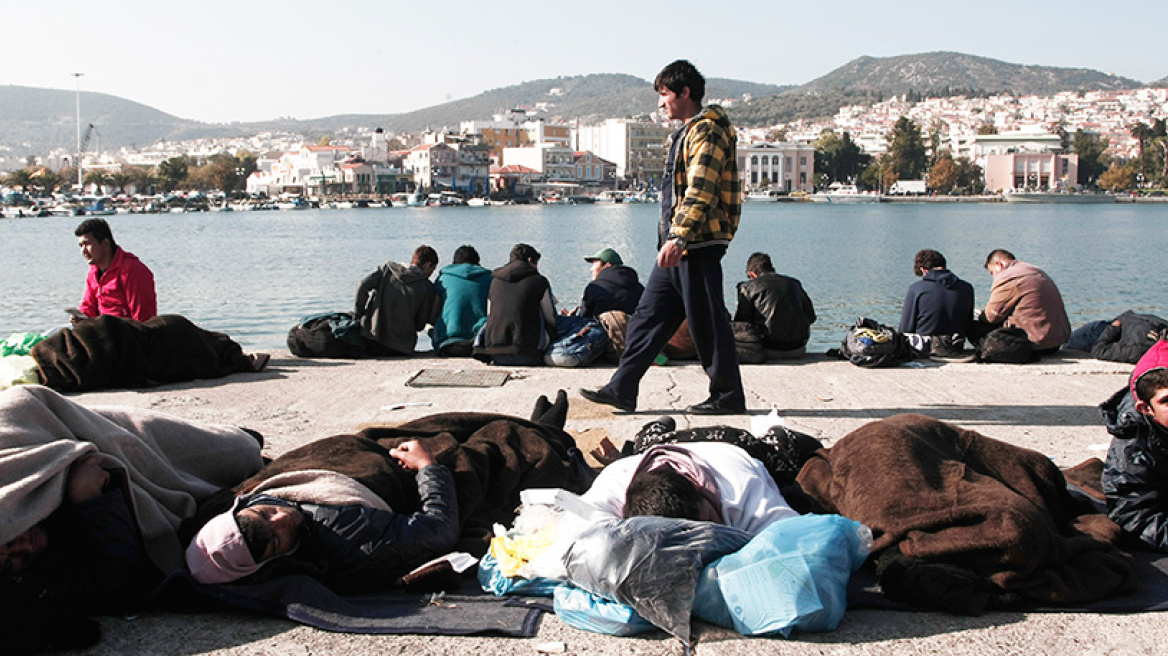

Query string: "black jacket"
[475, 260, 555, 360]
[898, 268, 975, 337]
[734, 272, 816, 350]
[1091, 310, 1168, 364]
[580, 265, 643, 317]
[1101, 386, 1168, 552]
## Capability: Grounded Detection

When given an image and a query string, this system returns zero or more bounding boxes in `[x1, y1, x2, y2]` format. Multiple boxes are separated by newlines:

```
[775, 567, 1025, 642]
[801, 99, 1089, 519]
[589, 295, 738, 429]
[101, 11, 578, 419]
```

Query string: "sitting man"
[571, 247, 643, 362]
[431, 245, 492, 357]
[971, 249, 1070, 354]
[75, 218, 156, 322]
[582, 417, 808, 536]
[1102, 339, 1168, 551]
[474, 243, 557, 366]
[898, 248, 975, 357]
[353, 245, 440, 356]
[186, 439, 459, 590]
[734, 252, 816, 358]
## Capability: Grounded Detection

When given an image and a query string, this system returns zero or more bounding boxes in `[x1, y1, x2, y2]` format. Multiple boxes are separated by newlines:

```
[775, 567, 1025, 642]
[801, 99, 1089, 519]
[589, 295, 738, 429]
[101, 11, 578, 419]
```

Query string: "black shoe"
[579, 387, 635, 412]
[685, 398, 747, 415]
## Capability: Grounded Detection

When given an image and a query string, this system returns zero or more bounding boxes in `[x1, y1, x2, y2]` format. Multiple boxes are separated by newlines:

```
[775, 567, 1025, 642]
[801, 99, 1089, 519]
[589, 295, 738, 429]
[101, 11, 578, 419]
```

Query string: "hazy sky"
[6, 0, 1165, 124]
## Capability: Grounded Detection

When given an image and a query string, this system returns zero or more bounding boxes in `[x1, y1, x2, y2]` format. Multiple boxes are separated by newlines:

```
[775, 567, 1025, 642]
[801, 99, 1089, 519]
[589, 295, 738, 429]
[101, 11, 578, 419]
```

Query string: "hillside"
[0, 85, 225, 157]
[728, 52, 1146, 126]
[1151, 75, 1168, 88]
[244, 74, 790, 136]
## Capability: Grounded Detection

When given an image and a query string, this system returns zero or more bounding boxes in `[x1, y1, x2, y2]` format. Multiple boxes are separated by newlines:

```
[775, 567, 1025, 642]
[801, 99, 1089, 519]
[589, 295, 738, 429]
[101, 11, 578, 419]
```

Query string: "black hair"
[624, 467, 705, 521]
[1136, 368, 1168, 405]
[984, 249, 1015, 269]
[654, 59, 705, 105]
[235, 511, 274, 563]
[510, 243, 541, 264]
[746, 252, 775, 276]
[914, 249, 946, 274]
[412, 245, 439, 268]
[74, 218, 116, 250]
[451, 245, 480, 265]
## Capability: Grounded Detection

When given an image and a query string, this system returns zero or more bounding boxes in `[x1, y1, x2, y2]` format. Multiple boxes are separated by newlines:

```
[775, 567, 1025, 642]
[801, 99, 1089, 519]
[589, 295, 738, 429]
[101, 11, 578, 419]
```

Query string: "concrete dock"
[72, 350, 1165, 655]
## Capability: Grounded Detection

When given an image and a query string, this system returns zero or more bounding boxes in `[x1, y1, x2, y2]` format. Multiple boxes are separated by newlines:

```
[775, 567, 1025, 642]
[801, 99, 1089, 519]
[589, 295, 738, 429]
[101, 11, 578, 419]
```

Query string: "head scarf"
[185, 497, 260, 585]
[1132, 340, 1168, 398]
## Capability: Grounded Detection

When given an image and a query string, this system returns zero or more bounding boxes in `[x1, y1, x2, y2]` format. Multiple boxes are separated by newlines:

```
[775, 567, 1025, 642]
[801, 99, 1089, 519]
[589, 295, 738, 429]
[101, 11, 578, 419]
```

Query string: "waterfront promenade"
[68, 349, 1166, 656]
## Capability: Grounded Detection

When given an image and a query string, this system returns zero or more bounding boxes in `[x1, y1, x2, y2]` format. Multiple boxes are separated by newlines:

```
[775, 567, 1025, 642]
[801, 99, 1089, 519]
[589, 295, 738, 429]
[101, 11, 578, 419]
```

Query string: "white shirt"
[580, 442, 799, 535]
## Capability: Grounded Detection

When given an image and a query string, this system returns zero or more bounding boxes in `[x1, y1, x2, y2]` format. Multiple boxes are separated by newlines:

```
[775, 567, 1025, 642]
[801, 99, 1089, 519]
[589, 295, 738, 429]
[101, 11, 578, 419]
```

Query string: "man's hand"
[657, 240, 685, 269]
[66, 454, 110, 503]
[390, 440, 436, 471]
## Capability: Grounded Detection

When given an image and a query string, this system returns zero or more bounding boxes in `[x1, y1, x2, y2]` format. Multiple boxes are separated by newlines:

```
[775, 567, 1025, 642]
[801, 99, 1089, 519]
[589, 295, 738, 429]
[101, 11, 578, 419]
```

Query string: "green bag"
[0, 332, 46, 357]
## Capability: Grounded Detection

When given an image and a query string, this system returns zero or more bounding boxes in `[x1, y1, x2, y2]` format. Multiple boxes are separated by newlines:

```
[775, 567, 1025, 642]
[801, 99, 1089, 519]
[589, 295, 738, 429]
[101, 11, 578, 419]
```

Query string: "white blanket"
[0, 385, 264, 571]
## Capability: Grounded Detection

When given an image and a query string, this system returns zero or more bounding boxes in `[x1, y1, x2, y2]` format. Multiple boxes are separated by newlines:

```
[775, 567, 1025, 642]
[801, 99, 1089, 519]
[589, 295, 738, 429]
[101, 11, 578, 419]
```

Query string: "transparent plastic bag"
[692, 514, 872, 637]
[552, 584, 655, 636]
[477, 552, 560, 597]
[562, 517, 751, 646]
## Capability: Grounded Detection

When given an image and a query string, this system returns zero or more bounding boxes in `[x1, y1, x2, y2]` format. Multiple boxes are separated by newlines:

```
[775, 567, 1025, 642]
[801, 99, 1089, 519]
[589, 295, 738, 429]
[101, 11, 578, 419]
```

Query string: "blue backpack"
[545, 315, 609, 367]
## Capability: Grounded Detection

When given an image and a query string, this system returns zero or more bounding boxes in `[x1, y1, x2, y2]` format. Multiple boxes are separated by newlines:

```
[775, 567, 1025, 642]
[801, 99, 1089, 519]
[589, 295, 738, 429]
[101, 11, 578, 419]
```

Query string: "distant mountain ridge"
[0, 52, 1162, 162]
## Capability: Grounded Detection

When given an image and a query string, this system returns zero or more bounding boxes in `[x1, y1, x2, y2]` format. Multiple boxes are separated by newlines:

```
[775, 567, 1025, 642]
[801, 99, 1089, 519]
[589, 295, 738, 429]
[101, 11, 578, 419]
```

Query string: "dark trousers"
[602, 245, 745, 406]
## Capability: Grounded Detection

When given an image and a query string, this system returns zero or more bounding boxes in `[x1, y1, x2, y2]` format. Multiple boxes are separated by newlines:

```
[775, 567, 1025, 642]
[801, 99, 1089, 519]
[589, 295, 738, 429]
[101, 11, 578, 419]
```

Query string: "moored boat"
[808, 184, 882, 203]
[1003, 190, 1116, 204]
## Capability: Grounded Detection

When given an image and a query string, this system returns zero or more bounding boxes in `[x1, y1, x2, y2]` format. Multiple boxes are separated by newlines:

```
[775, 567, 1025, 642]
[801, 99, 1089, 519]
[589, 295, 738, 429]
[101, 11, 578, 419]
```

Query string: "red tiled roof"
[490, 164, 540, 175]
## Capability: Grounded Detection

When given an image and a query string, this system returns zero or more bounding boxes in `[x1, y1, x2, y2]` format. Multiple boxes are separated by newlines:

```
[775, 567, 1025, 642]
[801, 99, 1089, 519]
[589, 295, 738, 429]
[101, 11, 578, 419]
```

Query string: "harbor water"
[3, 202, 1166, 352]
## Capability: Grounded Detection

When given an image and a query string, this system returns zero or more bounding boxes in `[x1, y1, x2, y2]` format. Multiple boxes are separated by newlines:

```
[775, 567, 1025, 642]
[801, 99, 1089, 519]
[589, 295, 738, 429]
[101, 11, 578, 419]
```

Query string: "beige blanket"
[0, 385, 264, 571]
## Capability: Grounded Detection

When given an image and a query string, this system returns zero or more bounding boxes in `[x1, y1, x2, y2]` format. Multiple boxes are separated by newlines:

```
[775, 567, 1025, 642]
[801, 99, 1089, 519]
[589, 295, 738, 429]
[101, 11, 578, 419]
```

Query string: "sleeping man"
[186, 439, 458, 590]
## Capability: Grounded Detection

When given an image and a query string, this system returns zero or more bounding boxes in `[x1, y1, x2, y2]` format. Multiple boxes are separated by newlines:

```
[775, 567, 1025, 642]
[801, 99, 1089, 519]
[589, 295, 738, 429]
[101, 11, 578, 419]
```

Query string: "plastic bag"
[692, 514, 872, 637]
[509, 489, 607, 581]
[477, 552, 561, 597]
[552, 584, 655, 636]
[0, 355, 40, 391]
[0, 332, 45, 357]
[562, 517, 751, 646]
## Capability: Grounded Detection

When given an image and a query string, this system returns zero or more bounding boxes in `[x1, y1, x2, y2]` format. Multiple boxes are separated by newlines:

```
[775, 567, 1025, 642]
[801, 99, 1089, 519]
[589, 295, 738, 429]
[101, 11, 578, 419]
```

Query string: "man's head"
[0, 525, 48, 576]
[584, 247, 622, 280]
[624, 466, 708, 521]
[451, 245, 480, 266]
[412, 245, 439, 277]
[746, 252, 775, 279]
[914, 249, 947, 276]
[75, 218, 117, 270]
[235, 504, 305, 562]
[1133, 341, 1168, 429]
[655, 60, 704, 121]
[984, 249, 1016, 276]
[510, 243, 541, 266]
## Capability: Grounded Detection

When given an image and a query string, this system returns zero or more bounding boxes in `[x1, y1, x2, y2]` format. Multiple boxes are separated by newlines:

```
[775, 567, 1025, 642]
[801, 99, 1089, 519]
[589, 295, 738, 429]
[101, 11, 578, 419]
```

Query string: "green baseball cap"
[584, 248, 622, 266]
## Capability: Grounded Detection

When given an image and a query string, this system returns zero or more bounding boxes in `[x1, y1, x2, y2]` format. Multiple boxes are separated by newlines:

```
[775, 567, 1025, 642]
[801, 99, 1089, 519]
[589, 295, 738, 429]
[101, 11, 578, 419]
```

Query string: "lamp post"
[73, 72, 84, 191]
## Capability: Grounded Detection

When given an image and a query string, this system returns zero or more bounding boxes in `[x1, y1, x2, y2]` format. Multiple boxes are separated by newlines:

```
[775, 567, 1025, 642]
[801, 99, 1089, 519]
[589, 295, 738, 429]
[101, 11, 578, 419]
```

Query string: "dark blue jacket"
[899, 269, 975, 336]
[1102, 387, 1168, 552]
[580, 265, 643, 317]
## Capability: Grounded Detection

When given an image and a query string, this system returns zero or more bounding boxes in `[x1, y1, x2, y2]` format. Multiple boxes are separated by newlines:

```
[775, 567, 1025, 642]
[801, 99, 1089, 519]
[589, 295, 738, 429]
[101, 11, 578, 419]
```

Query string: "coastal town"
[3, 82, 1168, 214]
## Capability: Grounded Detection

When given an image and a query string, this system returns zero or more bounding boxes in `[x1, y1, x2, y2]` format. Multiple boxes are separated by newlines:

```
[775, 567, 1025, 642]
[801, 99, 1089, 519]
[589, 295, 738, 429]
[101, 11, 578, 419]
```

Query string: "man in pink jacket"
[75, 218, 157, 322]
[980, 249, 1070, 352]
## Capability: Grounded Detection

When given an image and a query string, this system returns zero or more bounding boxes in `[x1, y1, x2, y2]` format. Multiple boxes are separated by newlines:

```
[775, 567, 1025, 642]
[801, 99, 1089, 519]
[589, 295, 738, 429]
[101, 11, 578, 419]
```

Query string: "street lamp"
[73, 72, 84, 191]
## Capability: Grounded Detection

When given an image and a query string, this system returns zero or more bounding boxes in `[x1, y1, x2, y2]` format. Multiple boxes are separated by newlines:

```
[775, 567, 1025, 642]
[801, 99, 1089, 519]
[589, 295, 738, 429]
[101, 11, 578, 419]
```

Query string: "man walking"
[581, 59, 745, 414]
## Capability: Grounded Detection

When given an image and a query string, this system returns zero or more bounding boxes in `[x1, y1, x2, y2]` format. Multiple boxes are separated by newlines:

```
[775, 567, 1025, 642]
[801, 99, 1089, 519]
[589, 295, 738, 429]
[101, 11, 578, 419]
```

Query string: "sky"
[5, 0, 1166, 124]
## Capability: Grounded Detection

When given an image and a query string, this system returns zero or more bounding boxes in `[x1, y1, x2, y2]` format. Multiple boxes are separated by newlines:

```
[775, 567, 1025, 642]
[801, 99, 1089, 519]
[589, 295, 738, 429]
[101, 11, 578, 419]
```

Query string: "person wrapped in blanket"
[582, 416, 824, 533]
[185, 440, 458, 591]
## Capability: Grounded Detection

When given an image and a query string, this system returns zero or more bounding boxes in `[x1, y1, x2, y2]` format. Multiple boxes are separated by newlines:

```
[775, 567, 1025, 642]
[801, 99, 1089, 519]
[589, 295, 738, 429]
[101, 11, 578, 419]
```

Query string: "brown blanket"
[187, 412, 591, 556]
[795, 413, 1136, 613]
[32, 314, 253, 392]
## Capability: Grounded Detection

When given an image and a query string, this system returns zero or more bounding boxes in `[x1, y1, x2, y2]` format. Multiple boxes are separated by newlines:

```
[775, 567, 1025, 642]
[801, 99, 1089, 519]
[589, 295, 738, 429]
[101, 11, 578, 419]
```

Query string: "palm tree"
[1131, 122, 1155, 185]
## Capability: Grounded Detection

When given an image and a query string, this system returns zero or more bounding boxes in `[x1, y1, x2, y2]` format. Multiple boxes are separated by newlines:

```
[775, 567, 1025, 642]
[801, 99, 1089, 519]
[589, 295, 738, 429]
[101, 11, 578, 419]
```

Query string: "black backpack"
[732, 320, 768, 364]
[838, 317, 910, 368]
[286, 312, 369, 358]
[976, 326, 1035, 363]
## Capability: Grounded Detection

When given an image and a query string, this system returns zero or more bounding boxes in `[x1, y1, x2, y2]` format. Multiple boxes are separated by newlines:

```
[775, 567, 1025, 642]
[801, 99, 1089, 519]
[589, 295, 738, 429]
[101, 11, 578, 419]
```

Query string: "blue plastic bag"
[693, 514, 871, 637]
[552, 585, 656, 636]
[477, 552, 560, 597]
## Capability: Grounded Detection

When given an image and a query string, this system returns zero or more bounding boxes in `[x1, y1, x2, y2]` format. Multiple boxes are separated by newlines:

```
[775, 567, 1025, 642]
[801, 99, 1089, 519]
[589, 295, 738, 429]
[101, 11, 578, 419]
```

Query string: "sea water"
[2, 202, 1165, 352]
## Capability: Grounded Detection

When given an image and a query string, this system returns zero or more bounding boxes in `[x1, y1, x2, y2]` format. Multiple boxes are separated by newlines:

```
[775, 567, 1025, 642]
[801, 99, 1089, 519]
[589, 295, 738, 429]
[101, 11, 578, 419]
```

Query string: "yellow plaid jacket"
[666, 105, 741, 246]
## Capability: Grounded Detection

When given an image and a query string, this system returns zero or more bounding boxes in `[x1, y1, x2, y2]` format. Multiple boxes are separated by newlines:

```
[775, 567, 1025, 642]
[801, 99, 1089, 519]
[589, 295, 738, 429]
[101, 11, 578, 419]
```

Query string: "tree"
[856, 161, 883, 192]
[814, 130, 870, 186]
[83, 169, 111, 193]
[108, 171, 132, 195]
[927, 156, 959, 193]
[123, 165, 157, 195]
[953, 157, 985, 194]
[1073, 130, 1111, 187]
[157, 156, 190, 192]
[926, 119, 947, 165]
[318, 136, 331, 146]
[884, 117, 928, 182]
[3, 168, 34, 192]
[1097, 163, 1135, 191]
[759, 175, 771, 188]
[977, 125, 999, 135]
[1131, 122, 1156, 183]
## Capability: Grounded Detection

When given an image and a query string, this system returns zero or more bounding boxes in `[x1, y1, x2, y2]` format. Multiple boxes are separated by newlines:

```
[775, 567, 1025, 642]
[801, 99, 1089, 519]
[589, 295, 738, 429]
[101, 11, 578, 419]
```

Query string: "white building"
[502, 143, 576, 182]
[574, 118, 671, 187]
[737, 142, 815, 192]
